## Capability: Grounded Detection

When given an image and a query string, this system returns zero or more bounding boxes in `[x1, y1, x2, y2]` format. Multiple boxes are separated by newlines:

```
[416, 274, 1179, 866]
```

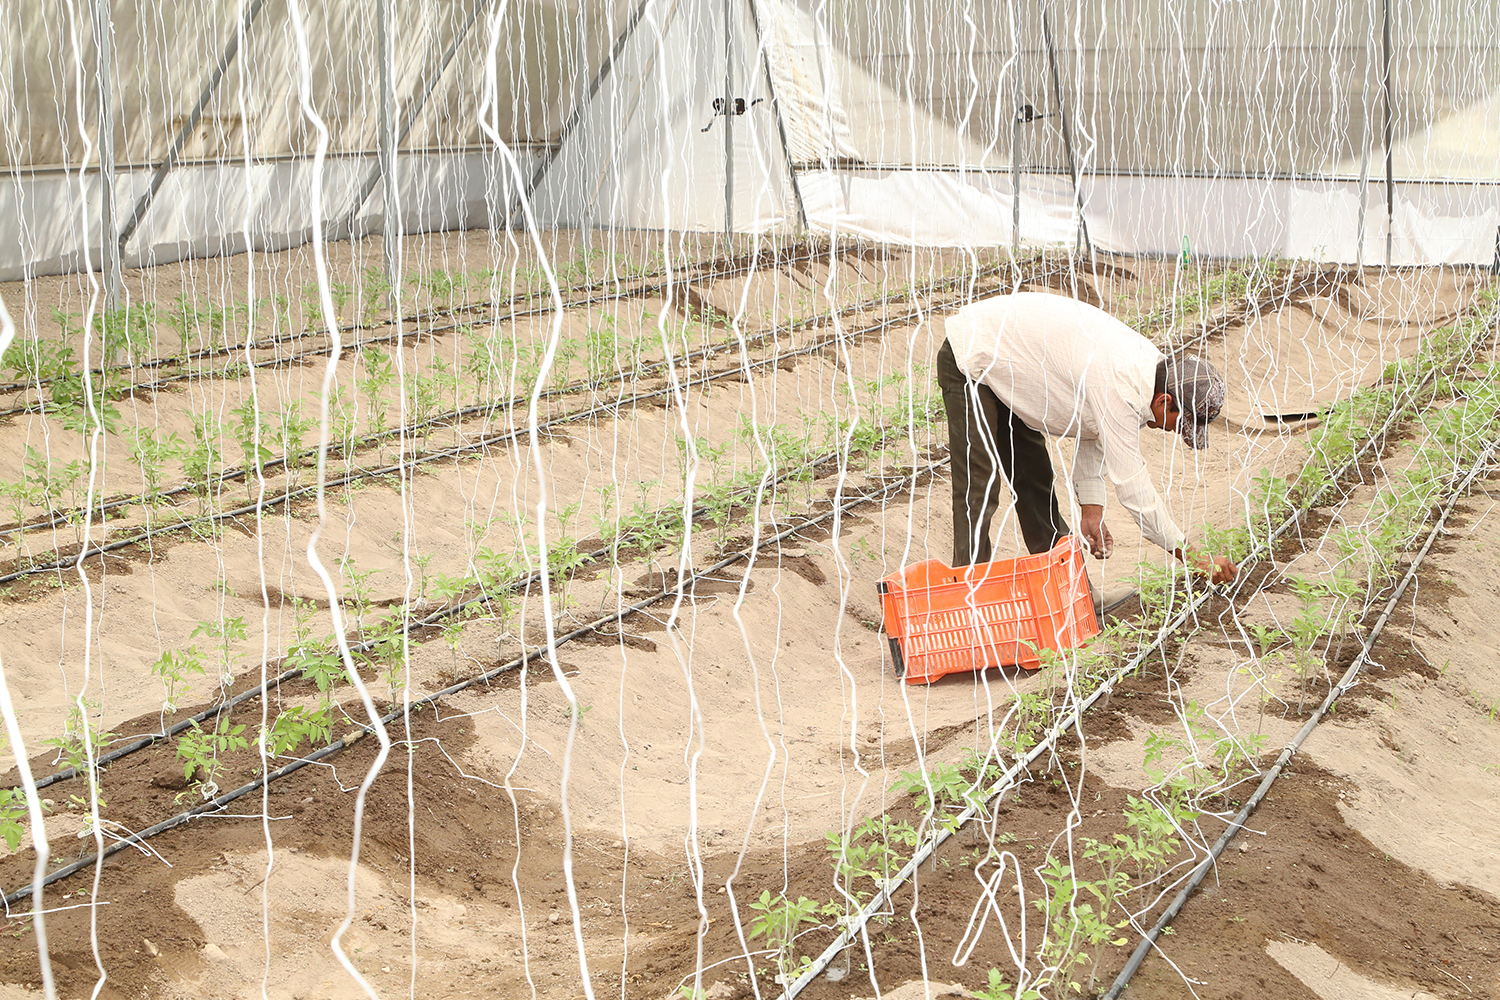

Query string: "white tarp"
[756, 0, 1000, 169]
[0, 0, 1496, 276]
[528, 0, 797, 233]
[0, 150, 526, 281]
[799, 167, 1500, 263]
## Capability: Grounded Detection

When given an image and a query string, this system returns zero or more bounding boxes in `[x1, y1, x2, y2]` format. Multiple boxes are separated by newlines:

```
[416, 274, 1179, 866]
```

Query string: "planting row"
[0, 249, 1340, 572]
[0, 250, 1061, 566]
[729, 291, 1500, 998]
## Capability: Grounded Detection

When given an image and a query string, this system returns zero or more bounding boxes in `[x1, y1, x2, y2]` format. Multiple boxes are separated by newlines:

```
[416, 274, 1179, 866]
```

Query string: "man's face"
[1148, 392, 1180, 432]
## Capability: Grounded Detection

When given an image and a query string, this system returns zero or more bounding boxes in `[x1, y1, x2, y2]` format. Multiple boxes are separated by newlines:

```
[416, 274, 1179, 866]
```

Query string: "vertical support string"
[745, 0, 808, 229]
[1011, 113, 1022, 254]
[722, 0, 735, 237]
[1355, 0, 1374, 269]
[1009, 0, 1022, 254]
[91, 0, 119, 311]
[377, 0, 398, 297]
[1039, 0, 1089, 256]
[1381, 0, 1394, 266]
[338, 0, 493, 237]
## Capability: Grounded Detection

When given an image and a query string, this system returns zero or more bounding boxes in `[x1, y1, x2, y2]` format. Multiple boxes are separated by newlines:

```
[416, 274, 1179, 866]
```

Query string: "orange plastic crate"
[877, 536, 1100, 684]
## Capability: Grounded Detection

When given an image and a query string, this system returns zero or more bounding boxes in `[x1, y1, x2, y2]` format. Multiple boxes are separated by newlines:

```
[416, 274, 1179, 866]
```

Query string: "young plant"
[130, 426, 185, 504]
[277, 400, 315, 468]
[893, 762, 981, 821]
[329, 384, 360, 459]
[265, 704, 333, 757]
[585, 313, 621, 384]
[363, 612, 407, 695]
[1200, 520, 1252, 567]
[747, 890, 829, 984]
[1247, 469, 1292, 547]
[192, 616, 247, 689]
[286, 632, 351, 711]
[969, 968, 1041, 1000]
[182, 415, 223, 494]
[358, 347, 396, 447]
[0, 469, 43, 561]
[229, 402, 272, 484]
[1032, 857, 1126, 996]
[175, 715, 249, 800]
[151, 646, 205, 715]
[825, 816, 918, 901]
[42, 702, 116, 821]
[360, 267, 393, 324]
[339, 556, 381, 630]
[94, 302, 157, 364]
[0, 786, 37, 853]
[1285, 574, 1349, 712]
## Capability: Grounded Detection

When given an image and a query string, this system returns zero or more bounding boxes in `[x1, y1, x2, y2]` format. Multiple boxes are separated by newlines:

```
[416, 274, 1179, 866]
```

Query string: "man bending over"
[938, 291, 1236, 584]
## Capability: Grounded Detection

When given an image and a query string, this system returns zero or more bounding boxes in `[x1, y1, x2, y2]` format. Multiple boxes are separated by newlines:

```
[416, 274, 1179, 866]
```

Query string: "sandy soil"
[0, 237, 1492, 1000]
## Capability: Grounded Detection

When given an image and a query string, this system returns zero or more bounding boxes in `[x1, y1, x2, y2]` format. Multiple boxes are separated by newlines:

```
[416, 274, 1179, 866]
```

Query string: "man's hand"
[1176, 547, 1237, 585]
[1078, 504, 1113, 559]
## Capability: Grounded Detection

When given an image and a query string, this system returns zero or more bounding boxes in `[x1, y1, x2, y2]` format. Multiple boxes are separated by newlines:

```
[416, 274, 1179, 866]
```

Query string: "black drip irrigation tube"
[783, 321, 1486, 1000]
[0, 257, 1040, 546]
[1172, 266, 1329, 356]
[2, 457, 950, 906]
[0, 239, 837, 409]
[1101, 435, 1500, 1000]
[0, 261, 1041, 586]
[12, 433, 883, 797]
[0, 237, 965, 422]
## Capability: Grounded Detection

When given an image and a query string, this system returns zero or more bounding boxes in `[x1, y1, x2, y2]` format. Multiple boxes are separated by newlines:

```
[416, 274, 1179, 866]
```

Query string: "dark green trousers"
[937, 339, 1070, 565]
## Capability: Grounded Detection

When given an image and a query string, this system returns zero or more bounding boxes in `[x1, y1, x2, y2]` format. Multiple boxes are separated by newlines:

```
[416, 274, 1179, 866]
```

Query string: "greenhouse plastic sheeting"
[799, 168, 1500, 263]
[0, 151, 531, 281]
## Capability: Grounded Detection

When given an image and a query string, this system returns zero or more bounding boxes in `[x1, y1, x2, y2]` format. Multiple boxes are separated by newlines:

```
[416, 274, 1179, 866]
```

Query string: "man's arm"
[1078, 503, 1113, 558]
[1082, 504, 1234, 582]
[1089, 405, 1186, 553]
[1090, 389, 1236, 582]
[1072, 437, 1111, 556]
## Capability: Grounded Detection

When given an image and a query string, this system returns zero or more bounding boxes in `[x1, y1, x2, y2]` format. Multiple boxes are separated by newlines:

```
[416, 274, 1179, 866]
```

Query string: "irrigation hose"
[10, 437, 874, 796]
[1, 457, 950, 905]
[1100, 436, 1500, 1000]
[782, 314, 1482, 1000]
[0, 258, 1045, 550]
[0, 238, 837, 404]
[0, 239, 1009, 422]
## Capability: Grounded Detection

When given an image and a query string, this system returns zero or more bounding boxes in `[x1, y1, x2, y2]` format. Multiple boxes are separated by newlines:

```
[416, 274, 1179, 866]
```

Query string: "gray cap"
[1165, 356, 1225, 450]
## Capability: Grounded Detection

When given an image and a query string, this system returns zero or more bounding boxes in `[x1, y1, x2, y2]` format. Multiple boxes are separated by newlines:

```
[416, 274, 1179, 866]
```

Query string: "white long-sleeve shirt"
[944, 291, 1186, 552]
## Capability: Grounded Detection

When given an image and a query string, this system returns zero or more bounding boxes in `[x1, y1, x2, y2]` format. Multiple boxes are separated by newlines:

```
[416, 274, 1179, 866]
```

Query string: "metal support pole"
[745, 0, 808, 230]
[1039, 0, 1090, 256]
[336, 0, 493, 238]
[1355, 0, 1374, 268]
[1011, 112, 1022, 254]
[92, 0, 120, 310]
[377, 0, 399, 295]
[722, 0, 735, 236]
[1381, 0, 1395, 266]
[117, 0, 269, 252]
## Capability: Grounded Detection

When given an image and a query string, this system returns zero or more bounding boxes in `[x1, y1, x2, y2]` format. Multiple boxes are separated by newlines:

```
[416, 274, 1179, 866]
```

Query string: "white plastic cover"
[528, 0, 798, 233]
